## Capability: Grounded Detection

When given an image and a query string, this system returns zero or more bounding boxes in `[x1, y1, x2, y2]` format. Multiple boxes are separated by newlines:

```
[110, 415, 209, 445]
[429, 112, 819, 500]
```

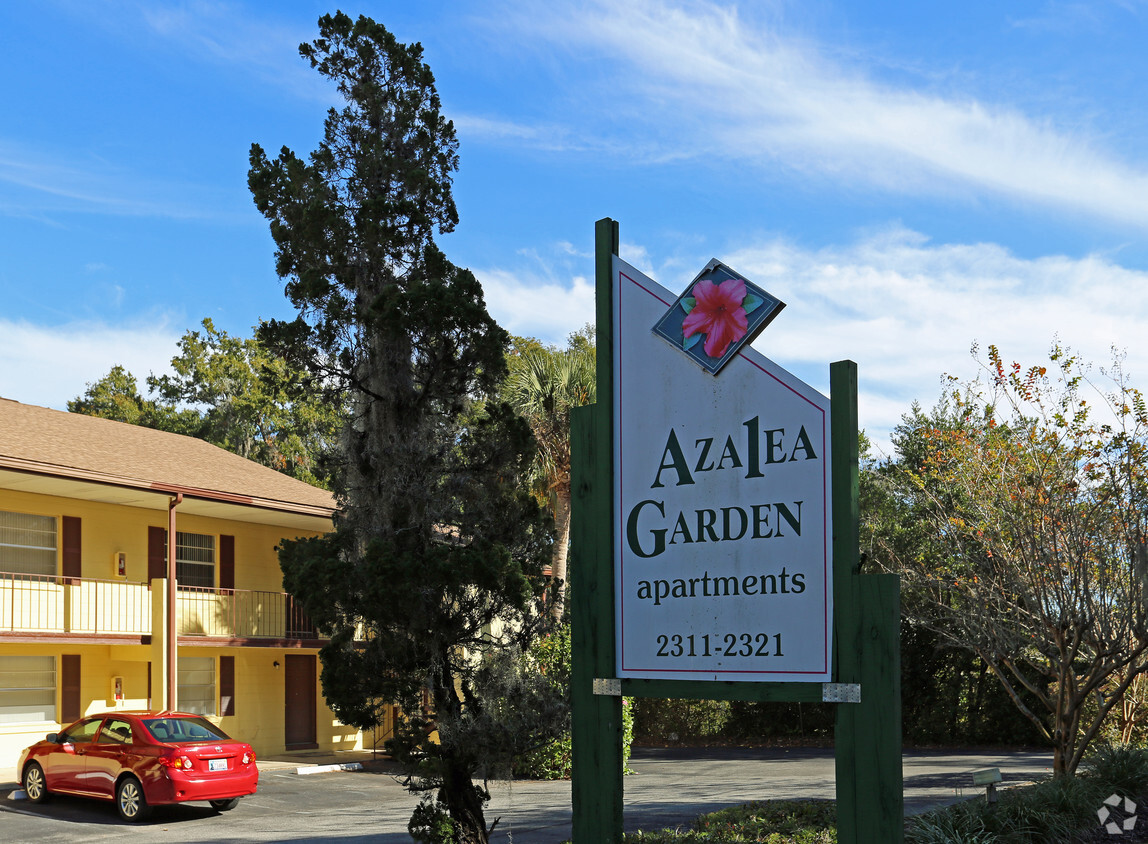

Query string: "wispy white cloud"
[476, 268, 595, 344]
[619, 242, 655, 276]
[135, 0, 329, 102]
[501, 0, 1148, 227]
[1008, 1, 1137, 33]
[0, 319, 179, 411]
[0, 141, 250, 221]
[729, 228, 1148, 450]
[40, 0, 325, 102]
[453, 115, 550, 143]
[478, 226, 1148, 454]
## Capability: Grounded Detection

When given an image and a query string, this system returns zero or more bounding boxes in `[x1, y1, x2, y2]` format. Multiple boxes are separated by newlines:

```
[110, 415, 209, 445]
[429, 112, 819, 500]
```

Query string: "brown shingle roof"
[0, 398, 335, 516]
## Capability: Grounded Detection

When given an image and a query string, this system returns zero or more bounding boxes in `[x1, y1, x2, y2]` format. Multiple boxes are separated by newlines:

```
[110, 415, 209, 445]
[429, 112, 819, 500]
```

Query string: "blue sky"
[4, 0, 1148, 454]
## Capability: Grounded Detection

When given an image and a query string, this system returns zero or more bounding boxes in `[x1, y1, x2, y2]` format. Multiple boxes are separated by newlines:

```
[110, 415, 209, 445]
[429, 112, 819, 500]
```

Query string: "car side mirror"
[46, 733, 59, 743]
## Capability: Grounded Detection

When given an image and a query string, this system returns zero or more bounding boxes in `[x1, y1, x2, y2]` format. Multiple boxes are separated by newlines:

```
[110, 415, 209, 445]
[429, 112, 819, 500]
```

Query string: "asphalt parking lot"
[1, 746, 1052, 843]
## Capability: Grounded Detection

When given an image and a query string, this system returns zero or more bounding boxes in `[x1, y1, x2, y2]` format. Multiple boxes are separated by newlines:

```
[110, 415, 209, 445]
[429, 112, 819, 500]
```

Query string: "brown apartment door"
[284, 654, 317, 749]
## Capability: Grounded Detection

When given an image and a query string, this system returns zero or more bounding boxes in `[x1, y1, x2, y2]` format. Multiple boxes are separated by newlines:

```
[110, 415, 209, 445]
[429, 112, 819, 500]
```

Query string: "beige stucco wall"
[1, 486, 379, 771]
[0, 487, 316, 591]
[1, 643, 369, 766]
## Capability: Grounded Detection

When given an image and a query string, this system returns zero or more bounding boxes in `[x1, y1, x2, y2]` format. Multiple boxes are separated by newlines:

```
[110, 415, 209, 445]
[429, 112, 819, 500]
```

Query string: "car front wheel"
[23, 763, 49, 803]
[115, 776, 150, 822]
[210, 797, 240, 812]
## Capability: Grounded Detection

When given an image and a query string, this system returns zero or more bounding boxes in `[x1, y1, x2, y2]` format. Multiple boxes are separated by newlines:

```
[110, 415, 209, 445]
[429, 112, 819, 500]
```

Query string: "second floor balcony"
[0, 571, 321, 644]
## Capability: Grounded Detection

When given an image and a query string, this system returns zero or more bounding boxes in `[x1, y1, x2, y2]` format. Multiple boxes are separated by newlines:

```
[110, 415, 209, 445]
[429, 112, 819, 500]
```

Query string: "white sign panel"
[613, 257, 833, 682]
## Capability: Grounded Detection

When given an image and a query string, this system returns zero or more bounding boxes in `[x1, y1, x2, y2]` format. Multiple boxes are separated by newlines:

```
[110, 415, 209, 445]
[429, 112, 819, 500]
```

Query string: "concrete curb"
[2, 761, 368, 801]
[295, 762, 365, 776]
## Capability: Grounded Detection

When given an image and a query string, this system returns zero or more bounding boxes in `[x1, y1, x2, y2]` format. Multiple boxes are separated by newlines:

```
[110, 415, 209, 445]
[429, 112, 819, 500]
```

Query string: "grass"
[610, 744, 1148, 843]
[905, 774, 1108, 843]
[621, 800, 836, 843]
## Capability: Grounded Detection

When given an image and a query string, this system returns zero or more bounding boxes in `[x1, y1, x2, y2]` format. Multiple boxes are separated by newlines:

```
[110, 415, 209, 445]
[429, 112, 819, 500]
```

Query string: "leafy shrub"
[408, 795, 456, 844]
[906, 808, 994, 844]
[514, 730, 571, 779]
[723, 700, 835, 742]
[906, 762, 1135, 844]
[511, 625, 572, 779]
[511, 624, 633, 779]
[634, 697, 731, 743]
[622, 696, 635, 772]
[513, 696, 634, 778]
[621, 800, 836, 842]
[1081, 742, 1148, 795]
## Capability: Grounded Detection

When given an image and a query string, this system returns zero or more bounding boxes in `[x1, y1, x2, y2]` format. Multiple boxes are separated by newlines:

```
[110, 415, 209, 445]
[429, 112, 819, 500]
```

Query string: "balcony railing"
[0, 572, 150, 635]
[0, 572, 319, 641]
[177, 586, 318, 640]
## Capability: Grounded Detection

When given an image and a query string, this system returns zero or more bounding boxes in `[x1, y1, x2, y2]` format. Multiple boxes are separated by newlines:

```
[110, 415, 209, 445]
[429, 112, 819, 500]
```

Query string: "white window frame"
[175, 532, 215, 588]
[0, 655, 56, 724]
[0, 510, 57, 577]
[177, 656, 216, 716]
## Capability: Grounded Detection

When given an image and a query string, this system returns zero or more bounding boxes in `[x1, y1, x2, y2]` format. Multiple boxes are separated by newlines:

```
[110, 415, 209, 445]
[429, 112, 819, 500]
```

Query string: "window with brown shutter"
[220, 655, 235, 717]
[62, 516, 81, 580]
[147, 526, 166, 581]
[0, 655, 56, 722]
[0, 510, 57, 575]
[219, 535, 235, 591]
[146, 528, 217, 586]
[61, 654, 81, 724]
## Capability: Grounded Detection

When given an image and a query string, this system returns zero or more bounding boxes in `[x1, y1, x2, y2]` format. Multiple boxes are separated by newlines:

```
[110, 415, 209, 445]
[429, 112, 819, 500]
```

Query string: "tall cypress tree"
[249, 14, 554, 842]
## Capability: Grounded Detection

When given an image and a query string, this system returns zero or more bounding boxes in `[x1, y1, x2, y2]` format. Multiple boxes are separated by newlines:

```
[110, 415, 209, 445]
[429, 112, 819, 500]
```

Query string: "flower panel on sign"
[652, 260, 785, 375]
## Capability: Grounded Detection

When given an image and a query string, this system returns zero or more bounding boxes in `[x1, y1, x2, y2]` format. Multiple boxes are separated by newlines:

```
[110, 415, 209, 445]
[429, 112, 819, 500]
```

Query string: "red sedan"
[17, 711, 258, 821]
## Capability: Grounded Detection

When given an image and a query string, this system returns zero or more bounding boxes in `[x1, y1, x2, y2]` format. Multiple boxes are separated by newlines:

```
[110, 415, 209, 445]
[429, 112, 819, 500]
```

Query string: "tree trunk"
[550, 486, 571, 620]
[1118, 672, 1144, 744]
[1122, 683, 1137, 744]
[441, 762, 490, 844]
[1051, 700, 1077, 776]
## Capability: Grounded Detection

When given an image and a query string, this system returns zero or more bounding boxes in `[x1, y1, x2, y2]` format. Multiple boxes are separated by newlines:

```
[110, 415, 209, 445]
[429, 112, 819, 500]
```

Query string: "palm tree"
[504, 338, 595, 618]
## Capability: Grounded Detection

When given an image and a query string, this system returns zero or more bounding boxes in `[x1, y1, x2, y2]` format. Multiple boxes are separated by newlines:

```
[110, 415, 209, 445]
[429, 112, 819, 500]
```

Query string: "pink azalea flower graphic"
[682, 277, 749, 359]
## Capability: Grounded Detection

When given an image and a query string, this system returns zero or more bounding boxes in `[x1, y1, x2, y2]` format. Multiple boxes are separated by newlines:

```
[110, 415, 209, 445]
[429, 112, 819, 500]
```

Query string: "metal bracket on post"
[822, 683, 861, 703]
[593, 678, 622, 697]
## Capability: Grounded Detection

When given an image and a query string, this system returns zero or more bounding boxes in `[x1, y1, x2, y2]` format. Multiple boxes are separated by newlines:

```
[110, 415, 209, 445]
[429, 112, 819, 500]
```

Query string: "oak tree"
[70, 322, 339, 487]
[877, 345, 1148, 774]
[148, 318, 340, 487]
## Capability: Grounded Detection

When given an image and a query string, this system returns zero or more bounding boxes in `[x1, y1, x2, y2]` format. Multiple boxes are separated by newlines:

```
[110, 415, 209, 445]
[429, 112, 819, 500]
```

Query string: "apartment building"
[0, 398, 384, 763]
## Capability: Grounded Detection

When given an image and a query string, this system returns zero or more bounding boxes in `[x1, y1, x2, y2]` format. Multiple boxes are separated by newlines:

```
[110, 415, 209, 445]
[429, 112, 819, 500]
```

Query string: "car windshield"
[142, 716, 232, 744]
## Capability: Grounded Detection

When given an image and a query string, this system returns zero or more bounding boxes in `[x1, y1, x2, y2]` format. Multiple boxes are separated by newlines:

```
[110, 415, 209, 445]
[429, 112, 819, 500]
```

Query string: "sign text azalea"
[613, 257, 832, 681]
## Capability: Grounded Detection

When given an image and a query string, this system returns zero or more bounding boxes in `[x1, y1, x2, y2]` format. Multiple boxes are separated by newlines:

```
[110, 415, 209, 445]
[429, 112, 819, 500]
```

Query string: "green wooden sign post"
[571, 218, 902, 843]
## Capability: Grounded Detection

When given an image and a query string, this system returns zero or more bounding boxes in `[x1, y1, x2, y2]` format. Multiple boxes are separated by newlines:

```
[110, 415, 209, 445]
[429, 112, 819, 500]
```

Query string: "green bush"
[723, 700, 835, 742]
[622, 800, 836, 842]
[512, 625, 571, 778]
[898, 623, 1046, 747]
[887, 747, 1148, 843]
[634, 697, 731, 743]
[408, 795, 456, 844]
[513, 696, 634, 779]
[1081, 742, 1148, 795]
[511, 625, 633, 779]
[905, 809, 994, 844]
[514, 730, 572, 779]
[622, 696, 635, 772]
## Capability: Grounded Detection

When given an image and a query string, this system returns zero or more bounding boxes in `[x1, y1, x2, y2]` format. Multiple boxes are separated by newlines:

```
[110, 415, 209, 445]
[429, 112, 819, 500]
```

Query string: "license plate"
[208, 758, 227, 772]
